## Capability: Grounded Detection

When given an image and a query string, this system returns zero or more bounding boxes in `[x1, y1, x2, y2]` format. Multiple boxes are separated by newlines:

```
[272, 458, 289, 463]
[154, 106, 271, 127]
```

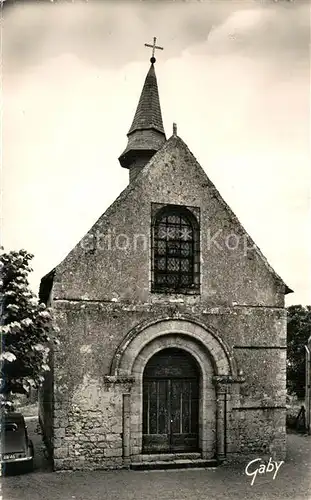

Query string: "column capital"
[104, 375, 135, 391]
[213, 374, 245, 393]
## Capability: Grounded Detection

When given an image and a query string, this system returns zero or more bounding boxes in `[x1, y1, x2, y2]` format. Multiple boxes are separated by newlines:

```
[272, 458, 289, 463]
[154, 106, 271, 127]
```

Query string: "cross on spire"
[144, 37, 164, 64]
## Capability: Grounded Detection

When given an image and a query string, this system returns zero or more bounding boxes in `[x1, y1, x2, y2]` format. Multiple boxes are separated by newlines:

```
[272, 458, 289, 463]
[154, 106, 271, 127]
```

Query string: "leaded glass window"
[151, 205, 200, 293]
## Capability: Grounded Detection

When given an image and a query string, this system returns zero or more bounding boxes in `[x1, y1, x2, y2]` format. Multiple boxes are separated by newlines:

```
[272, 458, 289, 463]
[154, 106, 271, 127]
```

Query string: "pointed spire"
[127, 63, 165, 136]
[119, 39, 166, 182]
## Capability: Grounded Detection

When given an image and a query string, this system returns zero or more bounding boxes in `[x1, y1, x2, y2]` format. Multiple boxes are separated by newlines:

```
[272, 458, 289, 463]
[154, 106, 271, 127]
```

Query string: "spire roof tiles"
[128, 63, 165, 136]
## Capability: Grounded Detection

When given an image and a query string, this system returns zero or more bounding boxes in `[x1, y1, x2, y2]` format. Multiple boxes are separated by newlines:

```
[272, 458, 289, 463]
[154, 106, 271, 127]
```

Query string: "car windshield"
[1, 423, 19, 433]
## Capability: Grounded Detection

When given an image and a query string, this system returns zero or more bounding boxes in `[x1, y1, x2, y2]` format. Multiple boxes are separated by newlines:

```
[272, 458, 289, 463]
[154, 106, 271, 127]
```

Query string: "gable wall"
[53, 137, 284, 308]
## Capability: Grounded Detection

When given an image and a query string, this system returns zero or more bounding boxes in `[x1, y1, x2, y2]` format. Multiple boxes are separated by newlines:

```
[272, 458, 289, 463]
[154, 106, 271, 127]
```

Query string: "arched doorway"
[142, 347, 200, 453]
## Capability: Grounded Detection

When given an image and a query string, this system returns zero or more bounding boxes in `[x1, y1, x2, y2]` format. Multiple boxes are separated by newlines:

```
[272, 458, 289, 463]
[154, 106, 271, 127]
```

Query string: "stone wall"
[49, 300, 287, 470]
[228, 408, 286, 461]
[51, 300, 286, 391]
[38, 354, 54, 456]
[45, 135, 289, 470]
[53, 376, 129, 471]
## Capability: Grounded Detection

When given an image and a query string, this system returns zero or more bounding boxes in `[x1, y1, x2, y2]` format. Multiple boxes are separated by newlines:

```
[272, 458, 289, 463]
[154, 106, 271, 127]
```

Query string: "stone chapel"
[39, 44, 292, 471]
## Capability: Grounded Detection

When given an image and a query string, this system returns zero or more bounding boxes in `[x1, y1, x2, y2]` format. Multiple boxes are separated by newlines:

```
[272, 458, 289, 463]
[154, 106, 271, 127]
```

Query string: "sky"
[2, 0, 310, 305]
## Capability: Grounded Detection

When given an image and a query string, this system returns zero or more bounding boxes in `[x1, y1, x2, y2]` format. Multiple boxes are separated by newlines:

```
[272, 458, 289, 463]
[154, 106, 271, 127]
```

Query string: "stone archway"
[110, 317, 238, 461]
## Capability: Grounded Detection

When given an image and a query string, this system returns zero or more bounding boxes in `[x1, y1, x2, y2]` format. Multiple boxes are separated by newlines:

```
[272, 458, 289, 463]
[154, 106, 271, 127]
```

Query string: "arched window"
[151, 205, 200, 294]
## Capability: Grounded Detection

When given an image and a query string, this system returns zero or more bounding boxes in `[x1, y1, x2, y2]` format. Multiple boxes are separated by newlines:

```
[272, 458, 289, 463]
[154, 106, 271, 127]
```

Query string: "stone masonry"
[38, 59, 291, 471]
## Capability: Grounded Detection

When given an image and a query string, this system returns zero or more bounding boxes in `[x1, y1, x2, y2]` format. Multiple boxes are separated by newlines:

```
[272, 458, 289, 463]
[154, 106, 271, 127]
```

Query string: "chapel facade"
[39, 47, 291, 471]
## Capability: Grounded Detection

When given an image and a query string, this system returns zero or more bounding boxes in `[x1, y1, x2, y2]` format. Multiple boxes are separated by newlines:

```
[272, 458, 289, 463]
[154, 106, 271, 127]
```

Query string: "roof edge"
[127, 125, 166, 137]
[167, 135, 294, 295]
[42, 134, 293, 297]
[39, 268, 56, 304]
[42, 139, 172, 280]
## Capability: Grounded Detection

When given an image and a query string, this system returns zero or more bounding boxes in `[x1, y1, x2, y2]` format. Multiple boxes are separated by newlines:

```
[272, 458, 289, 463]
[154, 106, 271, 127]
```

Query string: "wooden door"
[142, 348, 199, 453]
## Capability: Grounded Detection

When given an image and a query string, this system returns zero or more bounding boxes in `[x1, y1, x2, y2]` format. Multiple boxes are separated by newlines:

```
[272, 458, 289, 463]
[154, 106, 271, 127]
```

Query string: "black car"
[1, 412, 34, 473]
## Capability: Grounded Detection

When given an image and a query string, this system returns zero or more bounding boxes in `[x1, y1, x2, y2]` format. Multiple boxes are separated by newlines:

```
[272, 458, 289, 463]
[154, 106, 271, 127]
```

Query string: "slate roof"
[128, 63, 165, 136]
[119, 62, 166, 169]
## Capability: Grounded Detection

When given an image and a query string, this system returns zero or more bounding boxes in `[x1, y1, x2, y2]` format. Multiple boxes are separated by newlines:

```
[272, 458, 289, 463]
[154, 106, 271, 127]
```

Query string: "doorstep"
[134, 452, 201, 462]
[130, 456, 218, 471]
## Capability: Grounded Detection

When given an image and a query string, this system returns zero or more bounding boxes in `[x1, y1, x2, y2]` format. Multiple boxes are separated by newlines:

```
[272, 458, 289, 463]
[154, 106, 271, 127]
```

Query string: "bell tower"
[118, 37, 166, 183]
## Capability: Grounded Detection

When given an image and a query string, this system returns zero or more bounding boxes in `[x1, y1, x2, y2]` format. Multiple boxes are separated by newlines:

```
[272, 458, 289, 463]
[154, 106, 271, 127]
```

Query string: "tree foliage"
[287, 305, 311, 399]
[0, 249, 59, 406]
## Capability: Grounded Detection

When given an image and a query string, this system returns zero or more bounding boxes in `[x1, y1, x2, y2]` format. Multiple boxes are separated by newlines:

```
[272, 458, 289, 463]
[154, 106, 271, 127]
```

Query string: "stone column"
[104, 375, 135, 465]
[123, 393, 131, 464]
[213, 376, 230, 462]
[216, 389, 226, 461]
[213, 373, 245, 461]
